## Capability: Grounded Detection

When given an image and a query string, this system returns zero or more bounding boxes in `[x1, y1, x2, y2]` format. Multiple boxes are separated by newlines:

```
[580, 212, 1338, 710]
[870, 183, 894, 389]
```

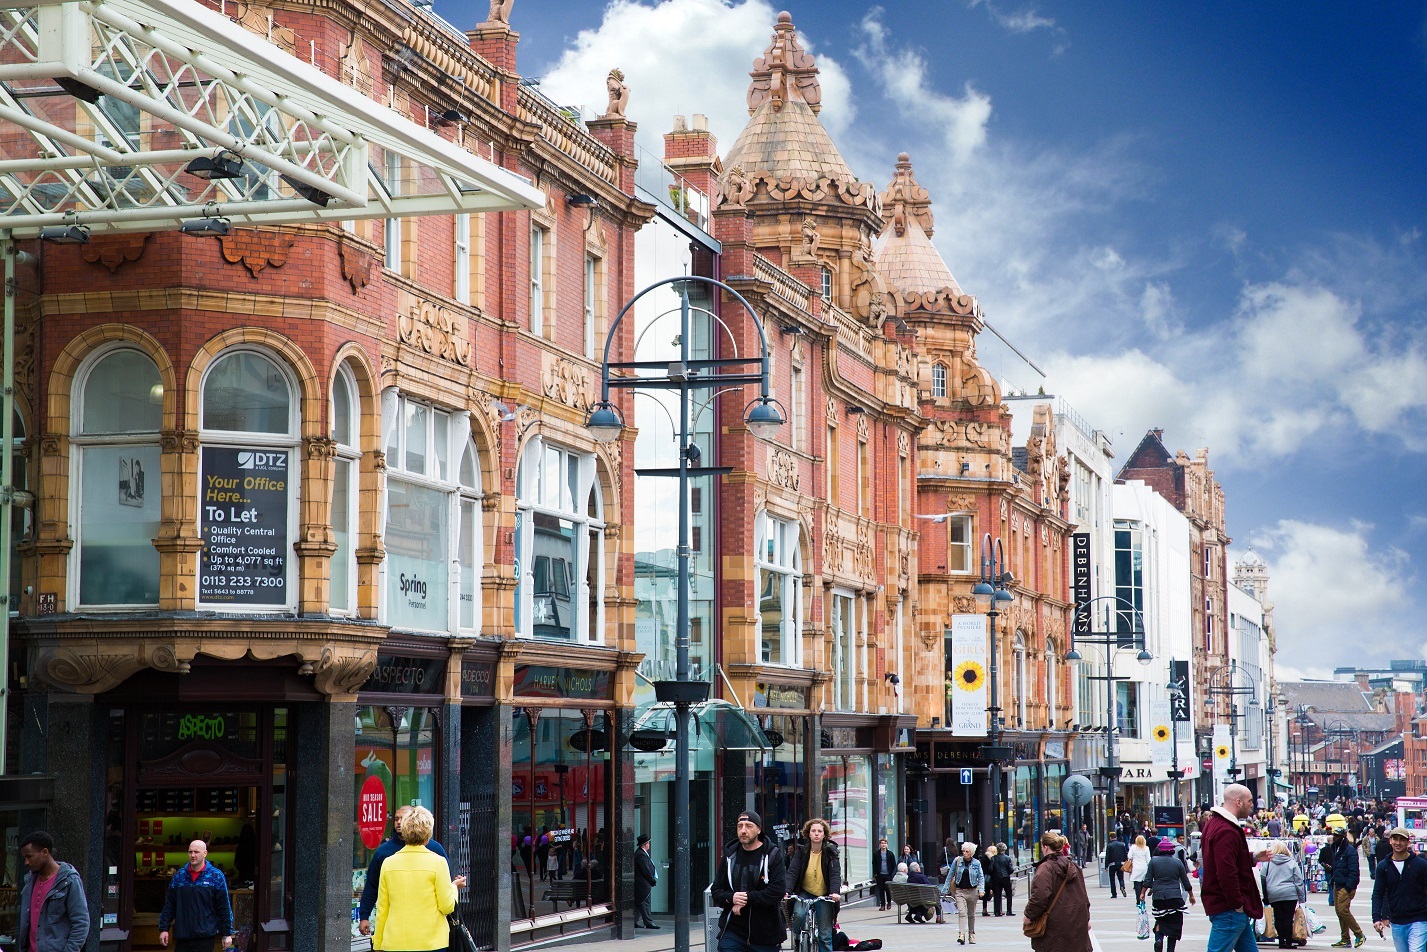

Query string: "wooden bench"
[885, 882, 944, 923]
[541, 879, 589, 911]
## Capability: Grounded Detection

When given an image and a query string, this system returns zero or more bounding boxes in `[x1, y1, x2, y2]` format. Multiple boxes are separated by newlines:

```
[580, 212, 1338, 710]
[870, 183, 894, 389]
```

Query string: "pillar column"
[461, 704, 511, 952]
[292, 698, 356, 952]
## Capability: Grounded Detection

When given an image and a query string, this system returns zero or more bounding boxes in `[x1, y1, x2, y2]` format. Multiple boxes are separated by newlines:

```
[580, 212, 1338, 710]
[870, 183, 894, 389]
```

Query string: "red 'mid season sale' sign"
[359, 774, 387, 849]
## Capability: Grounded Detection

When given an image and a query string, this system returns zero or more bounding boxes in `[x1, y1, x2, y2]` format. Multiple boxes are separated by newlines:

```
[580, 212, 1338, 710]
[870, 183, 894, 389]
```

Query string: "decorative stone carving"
[826, 396, 838, 425]
[897, 432, 910, 457]
[485, 0, 513, 24]
[746, 12, 821, 114]
[304, 436, 338, 460]
[219, 230, 294, 277]
[231, 2, 296, 54]
[948, 495, 977, 513]
[880, 152, 934, 238]
[824, 521, 844, 574]
[82, 232, 148, 273]
[769, 448, 800, 491]
[952, 595, 976, 614]
[854, 521, 873, 580]
[32, 646, 145, 694]
[542, 357, 593, 412]
[600, 68, 629, 119]
[720, 165, 754, 207]
[339, 235, 373, 293]
[340, 31, 372, 95]
[797, 216, 820, 262]
[849, 231, 890, 325]
[399, 300, 471, 366]
[856, 414, 869, 444]
[158, 429, 200, 454]
[313, 646, 378, 696]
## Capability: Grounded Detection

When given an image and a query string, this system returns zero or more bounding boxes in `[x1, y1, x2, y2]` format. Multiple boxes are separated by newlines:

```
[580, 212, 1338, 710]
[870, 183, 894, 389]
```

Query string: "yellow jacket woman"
[373, 807, 463, 952]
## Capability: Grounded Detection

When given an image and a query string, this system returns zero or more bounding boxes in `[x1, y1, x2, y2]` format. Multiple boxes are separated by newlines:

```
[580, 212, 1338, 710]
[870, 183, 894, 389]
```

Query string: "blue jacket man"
[358, 804, 449, 935]
[158, 841, 234, 952]
[17, 832, 89, 952]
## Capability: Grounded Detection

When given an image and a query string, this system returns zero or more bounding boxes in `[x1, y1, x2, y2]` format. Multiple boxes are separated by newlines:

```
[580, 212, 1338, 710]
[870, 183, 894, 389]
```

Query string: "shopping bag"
[1293, 907, 1309, 941]
[1303, 905, 1327, 934]
[1262, 913, 1278, 940]
[1136, 904, 1152, 940]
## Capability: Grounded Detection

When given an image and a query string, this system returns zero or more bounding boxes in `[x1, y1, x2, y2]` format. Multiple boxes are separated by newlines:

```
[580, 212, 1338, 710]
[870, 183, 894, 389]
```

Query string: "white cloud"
[854, 8, 992, 164]
[539, 0, 854, 158]
[967, 0, 1056, 34]
[1246, 520, 1417, 666]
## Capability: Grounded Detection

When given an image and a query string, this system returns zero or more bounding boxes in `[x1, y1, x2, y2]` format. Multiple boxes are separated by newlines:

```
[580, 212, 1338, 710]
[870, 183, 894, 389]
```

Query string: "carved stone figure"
[746, 12, 822, 114]
[486, 0, 513, 24]
[601, 68, 629, 119]
[798, 216, 820, 260]
[720, 165, 754, 207]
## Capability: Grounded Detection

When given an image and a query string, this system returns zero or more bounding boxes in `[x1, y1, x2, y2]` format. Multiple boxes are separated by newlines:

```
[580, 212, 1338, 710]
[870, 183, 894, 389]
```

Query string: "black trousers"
[1271, 899, 1299, 945]
[990, 878, 1014, 915]
[176, 937, 217, 952]
[873, 875, 891, 907]
[637, 892, 655, 927]
[1108, 866, 1126, 896]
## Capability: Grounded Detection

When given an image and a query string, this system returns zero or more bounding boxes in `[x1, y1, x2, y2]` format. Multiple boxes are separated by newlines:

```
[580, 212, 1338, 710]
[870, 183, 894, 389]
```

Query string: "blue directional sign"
[960, 768, 974, 785]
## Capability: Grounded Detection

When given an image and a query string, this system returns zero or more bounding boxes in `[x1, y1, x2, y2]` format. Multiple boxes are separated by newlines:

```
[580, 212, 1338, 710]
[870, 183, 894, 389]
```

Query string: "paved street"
[608, 864, 1383, 952]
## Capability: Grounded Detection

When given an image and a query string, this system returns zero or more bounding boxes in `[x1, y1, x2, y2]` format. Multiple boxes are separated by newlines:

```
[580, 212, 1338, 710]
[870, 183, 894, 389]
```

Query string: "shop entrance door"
[111, 709, 290, 952]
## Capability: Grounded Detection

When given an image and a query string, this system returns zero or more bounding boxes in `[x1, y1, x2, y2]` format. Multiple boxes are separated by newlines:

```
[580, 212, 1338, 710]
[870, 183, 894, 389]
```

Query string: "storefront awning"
[631, 698, 770, 753]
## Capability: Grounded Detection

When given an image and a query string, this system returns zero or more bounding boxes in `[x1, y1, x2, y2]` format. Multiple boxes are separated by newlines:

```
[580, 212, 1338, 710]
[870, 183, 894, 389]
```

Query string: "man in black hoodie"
[711, 811, 786, 952]
[1371, 828, 1427, 952]
[1104, 834, 1130, 899]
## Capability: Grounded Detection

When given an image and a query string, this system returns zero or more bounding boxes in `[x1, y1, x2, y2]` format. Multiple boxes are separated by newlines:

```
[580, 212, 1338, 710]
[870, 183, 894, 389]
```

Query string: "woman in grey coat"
[1146, 839, 1195, 952]
[1261, 841, 1307, 949]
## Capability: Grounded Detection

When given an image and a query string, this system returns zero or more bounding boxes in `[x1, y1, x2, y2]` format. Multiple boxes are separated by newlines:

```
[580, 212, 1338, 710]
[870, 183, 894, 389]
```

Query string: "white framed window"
[330, 363, 360, 615]
[70, 346, 164, 608]
[197, 349, 300, 611]
[1013, 630, 1028, 728]
[791, 365, 805, 452]
[7, 409, 31, 611]
[857, 435, 870, 517]
[1203, 546, 1212, 578]
[514, 436, 604, 642]
[454, 214, 471, 305]
[932, 363, 947, 398]
[948, 515, 973, 573]
[584, 254, 597, 358]
[755, 511, 803, 666]
[831, 589, 862, 711]
[820, 266, 832, 303]
[384, 152, 402, 272]
[1046, 645, 1057, 728]
[381, 389, 482, 634]
[530, 223, 546, 335]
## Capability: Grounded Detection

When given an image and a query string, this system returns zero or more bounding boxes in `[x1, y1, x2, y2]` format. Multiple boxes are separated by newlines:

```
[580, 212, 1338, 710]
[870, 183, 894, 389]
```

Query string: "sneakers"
[1331, 941, 1351, 948]
[969, 936, 977, 944]
[958, 933, 966, 945]
[1354, 937, 1367, 948]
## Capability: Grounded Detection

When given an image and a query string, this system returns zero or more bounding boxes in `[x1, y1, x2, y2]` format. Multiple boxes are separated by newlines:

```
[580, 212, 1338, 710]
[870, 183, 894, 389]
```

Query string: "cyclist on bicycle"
[785, 819, 841, 952]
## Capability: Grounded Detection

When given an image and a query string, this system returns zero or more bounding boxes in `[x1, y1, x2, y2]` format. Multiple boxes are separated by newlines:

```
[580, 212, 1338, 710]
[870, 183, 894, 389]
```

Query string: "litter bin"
[1097, 851, 1108, 888]
[705, 886, 719, 952]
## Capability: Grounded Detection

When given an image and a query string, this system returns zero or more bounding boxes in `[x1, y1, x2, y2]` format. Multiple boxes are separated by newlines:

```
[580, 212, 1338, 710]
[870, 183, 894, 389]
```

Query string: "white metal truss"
[0, 0, 543, 236]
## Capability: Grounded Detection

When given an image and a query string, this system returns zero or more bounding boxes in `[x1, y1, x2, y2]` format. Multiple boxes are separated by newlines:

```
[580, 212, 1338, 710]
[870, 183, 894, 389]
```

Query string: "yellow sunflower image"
[1152, 725, 1171, 742]
[954, 660, 986, 692]
[1215, 744, 1231, 759]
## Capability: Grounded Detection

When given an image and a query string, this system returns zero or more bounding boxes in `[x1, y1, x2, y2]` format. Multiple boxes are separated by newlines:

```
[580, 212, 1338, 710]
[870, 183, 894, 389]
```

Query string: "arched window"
[1013, 630, 1028, 728]
[381, 389, 482, 634]
[755, 511, 803, 666]
[514, 436, 603, 641]
[330, 363, 360, 614]
[198, 349, 298, 609]
[72, 347, 164, 606]
[932, 363, 947, 398]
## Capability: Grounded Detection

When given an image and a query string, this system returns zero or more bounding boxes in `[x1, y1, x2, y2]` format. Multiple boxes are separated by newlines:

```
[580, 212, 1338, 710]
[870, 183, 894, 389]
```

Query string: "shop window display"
[821, 755, 872, 885]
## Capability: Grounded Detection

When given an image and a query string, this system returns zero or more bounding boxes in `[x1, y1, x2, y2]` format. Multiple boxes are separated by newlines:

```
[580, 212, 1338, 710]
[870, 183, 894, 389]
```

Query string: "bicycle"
[789, 895, 839, 952]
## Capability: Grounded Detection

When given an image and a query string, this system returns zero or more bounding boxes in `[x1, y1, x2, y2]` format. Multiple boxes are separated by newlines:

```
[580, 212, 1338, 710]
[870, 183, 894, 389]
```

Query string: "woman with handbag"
[1128, 835, 1152, 905]
[1147, 838, 1196, 952]
[942, 841, 985, 944]
[1023, 831, 1090, 952]
[372, 806, 466, 952]
[1261, 841, 1307, 949]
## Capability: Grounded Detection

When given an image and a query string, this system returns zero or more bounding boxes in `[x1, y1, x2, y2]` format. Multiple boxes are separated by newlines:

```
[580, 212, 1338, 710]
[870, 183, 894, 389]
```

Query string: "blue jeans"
[1207, 910, 1261, 952]
[1391, 921, 1427, 952]
[717, 933, 781, 952]
[792, 895, 836, 952]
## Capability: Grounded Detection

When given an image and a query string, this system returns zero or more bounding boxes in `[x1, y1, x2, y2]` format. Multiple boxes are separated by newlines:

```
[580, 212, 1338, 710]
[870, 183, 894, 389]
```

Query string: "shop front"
[819, 717, 913, 890]
[754, 681, 813, 847]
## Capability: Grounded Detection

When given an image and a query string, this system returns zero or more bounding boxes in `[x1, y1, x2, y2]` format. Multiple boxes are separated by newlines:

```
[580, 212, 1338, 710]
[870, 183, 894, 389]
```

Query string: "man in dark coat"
[711, 811, 786, 952]
[1327, 828, 1365, 948]
[634, 833, 659, 929]
[1104, 834, 1130, 899]
[1371, 827, 1427, 950]
[872, 838, 897, 911]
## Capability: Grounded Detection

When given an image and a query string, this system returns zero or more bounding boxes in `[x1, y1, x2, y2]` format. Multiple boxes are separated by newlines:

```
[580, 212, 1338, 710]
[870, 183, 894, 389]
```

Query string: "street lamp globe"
[744, 397, 785, 439]
[1136, 648, 1153, 666]
[585, 402, 625, 442]
[972, 581, 995, 604]
[1064, 647, 1083, 662]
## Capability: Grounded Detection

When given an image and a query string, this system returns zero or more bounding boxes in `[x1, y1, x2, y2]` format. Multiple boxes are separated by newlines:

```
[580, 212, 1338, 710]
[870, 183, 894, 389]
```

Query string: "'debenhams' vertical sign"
[1072, 533, 1091, 633]
[199, 446, 289, 605]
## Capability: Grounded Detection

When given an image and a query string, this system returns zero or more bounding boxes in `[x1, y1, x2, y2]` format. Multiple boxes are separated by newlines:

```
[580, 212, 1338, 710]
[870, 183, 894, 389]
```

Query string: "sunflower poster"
[1148, 699, 1172, 765]
[1212, 723, 1232, 783]
[948, 613, 989, 737]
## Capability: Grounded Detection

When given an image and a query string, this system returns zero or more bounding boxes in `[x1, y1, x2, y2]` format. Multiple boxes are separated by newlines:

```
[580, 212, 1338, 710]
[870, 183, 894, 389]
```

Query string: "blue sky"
[436, 0, 1427, 674]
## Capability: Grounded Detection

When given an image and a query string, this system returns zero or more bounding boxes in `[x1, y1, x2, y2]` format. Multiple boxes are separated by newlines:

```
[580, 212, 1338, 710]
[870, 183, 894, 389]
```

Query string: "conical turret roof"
[873, 152, 962, 297]
[720, 12, 854, 183]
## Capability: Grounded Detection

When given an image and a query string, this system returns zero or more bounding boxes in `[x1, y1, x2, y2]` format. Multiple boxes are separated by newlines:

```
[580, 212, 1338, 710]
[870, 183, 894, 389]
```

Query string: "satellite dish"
[1062, 774, 1094, 807]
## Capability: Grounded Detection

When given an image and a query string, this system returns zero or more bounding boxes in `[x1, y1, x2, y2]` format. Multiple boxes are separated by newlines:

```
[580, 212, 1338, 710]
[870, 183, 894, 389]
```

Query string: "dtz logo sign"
[237, 451, 286, 470]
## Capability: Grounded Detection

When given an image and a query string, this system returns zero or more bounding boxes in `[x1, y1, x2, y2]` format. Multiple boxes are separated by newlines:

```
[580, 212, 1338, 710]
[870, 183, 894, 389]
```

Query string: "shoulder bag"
[1023, 866, 1072, 938]
[449, 914, 478, 952]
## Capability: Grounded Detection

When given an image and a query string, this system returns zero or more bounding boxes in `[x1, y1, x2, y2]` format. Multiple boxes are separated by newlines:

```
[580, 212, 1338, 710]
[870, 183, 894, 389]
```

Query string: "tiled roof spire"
[882, 151, 934, 238]
[746, 11, 822, 115]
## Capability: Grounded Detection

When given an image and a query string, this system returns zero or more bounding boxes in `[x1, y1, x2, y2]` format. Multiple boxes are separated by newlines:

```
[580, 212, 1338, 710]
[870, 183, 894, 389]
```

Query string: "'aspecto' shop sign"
[199, 447, 289, 605]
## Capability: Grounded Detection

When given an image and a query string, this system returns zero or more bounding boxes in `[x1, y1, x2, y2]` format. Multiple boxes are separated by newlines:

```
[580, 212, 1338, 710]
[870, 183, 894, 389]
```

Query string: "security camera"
[685, 442, 701, 465]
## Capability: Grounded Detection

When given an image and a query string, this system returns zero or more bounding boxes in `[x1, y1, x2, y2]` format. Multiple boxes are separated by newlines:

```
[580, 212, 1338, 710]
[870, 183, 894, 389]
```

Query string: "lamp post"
[1166, 664, 1188, 811]
[1320, 718, 1361, 800]
[971, 535, 1014, 848]
[586, 275, 782, 952]
[1293, 705, 1314, 801]
[1204, 662, 1256, 800]
[1265, 696, 1280, 804]
[1065, 596, 1150, 852]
